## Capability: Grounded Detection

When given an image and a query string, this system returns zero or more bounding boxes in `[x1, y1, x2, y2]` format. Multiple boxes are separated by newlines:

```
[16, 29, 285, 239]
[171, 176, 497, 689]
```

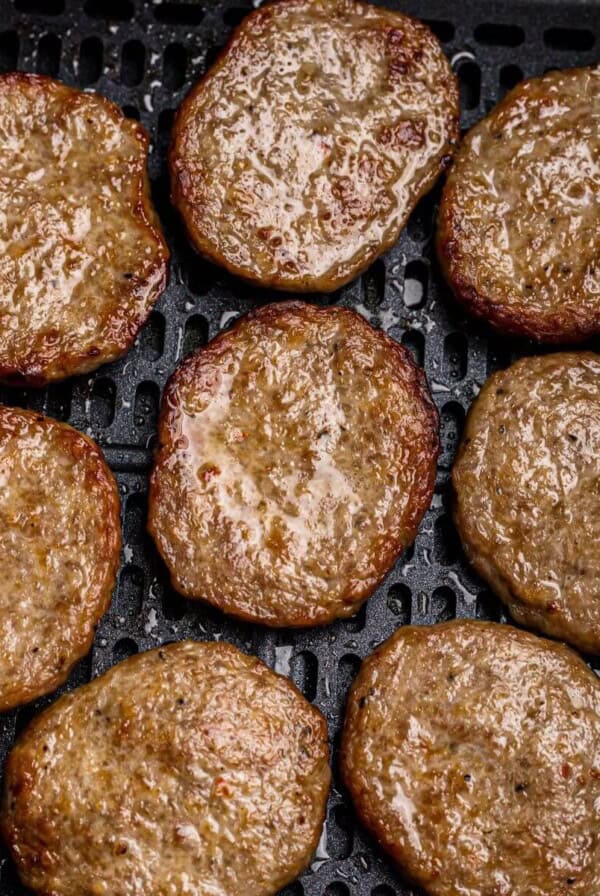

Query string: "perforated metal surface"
[0, 1, 598, 894]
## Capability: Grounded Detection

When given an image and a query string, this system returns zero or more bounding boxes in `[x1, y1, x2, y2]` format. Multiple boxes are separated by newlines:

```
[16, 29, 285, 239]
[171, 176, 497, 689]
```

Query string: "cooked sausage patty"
[2, 640, 331, 896]
[0, 73, 169, 385]
[437, 66, 600, 342]
[0, 406, 120, 712]
[170, 0, 458, 292]
[341, 620, 600, 896]
[148, 302, 438, 627]
[452, 352, 600, 654]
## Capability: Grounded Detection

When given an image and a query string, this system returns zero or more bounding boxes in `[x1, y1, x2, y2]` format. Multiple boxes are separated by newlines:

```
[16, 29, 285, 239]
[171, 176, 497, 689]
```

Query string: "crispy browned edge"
[0, 405, 122, 713]
[451, 352, 600, 655]
[436, 66, 600, 344]
[0, 72, 170, 387]
[169, 0, 460, 293]
[147, 301, 439, 627]
[0, 640, 331, 895]
[339, 619, 599, 894]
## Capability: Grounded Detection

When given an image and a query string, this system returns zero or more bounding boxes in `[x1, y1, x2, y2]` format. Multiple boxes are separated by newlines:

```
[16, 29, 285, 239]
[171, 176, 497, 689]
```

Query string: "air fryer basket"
[0, 0, 597, 893]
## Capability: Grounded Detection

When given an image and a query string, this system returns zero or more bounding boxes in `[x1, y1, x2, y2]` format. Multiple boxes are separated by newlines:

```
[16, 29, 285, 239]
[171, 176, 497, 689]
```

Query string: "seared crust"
[0, 73, 169, 385]
[437, 66, 600, 343]
[452, 352, 600, 654]
[170, 0, 458, 292]
[1, 640, 331, 896]
[0, 405, 121, 712]
[148, 301, 438, 627]
[341, 620, 600, 896]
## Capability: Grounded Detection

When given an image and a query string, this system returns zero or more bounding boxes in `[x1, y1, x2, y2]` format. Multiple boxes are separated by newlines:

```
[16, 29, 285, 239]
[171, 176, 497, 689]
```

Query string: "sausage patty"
[341, 620, 600, 896]
[0, 73, 169, 385]
[148, 301, 438, 627]
[452, 352, 600, 654]
[1, 640, 331, 896]
[170, 0, 458, 292]
[0, 405, 121, 712]
[437, 66, 600, 342]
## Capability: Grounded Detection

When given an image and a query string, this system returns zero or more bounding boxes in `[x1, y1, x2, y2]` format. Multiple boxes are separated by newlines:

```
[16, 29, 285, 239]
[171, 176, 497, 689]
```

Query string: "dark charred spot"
[123, 272, 133, 279]
[566, 878, 576, 886]
[87, 346, 101, 357]
[515, 782, 527, 792]
[464, 773, 471, 782]
[358, 695, 367, 709]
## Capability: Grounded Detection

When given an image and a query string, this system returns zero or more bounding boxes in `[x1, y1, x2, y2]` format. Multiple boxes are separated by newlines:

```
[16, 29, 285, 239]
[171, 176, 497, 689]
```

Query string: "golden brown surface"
[2, 641, 331, 896]
[0, 405, 121, 712]
[437, 66, 600, 342]
[148, 301, 438, 627]
[0, 73, 169, 385]
[341, 620, 600, 896]
[452, 352, 600, 654]
[170, 0, 458, 292]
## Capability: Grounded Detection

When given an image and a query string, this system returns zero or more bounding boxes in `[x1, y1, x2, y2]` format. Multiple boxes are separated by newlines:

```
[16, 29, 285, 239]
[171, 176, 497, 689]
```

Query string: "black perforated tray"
[0, 1, 598, 894]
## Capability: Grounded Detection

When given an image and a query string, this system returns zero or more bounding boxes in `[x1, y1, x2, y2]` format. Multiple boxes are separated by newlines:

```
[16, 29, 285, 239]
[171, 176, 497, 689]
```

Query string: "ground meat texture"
[1, 641, 331, 896]
[437, 66, 600, 343]
[341, 620, 600, 896]
[170, 0, 458, 292]
[0, 405, 121, 712]
[0, 73, 168, 385]
[453, 352, 600, 654]
[147, 301, 438, 627]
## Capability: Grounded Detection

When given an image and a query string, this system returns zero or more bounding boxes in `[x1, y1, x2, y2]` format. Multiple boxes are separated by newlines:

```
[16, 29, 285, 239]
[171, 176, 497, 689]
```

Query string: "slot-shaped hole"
[407, 192, 436, 243]
[336, 654, 361, 705]
[458, 60, 481, 110]
[362, 258, 385, 309]
[423, 19, 454, 42]
[133, 381, 159, 439]
[139, 311, 165, 361]
[15, 0, 64, 12]
[223, 6, 250, 27]
[124, 493, 147, 544]
[90, 378, 116, 428]
[163, 42, 187, 90]
[122, 104, 140, 119]
[434, 514, 462, 566]
[183, 314, 209, 357]
[372, 886, 396, 896]
[440, 401, 465, 469]
[84, 0, 133, 18]
[118, 565, 144, 616]
[162, 587, 189, 622]
[112, 637, 138, 663]
[403, 259, 428, 309]
[477, 590, 502, 621]
[474, 23, 525, 46]
[544, 27, 595, 51]
[499, 64, 523, 94]
[431, 586, 457, 622]
[387, 583, 411, 622]
[328, 804, 353, 860]
[36, 33, 61, 76]
[290, 650, 318, 702]
[279, 885, 303, 896]
[343, 601, 367, 633]
[156, 107, 175, 156]
[153, 2, 205, 25]
[45, 381, 71, 421]
[401, 329, 424, 367]
[325, 885, 350, 896]
[121, 39, 145, 86]
[443, 332, 468, 381]
[78, 36, 103, 85]
[0, 31, 19, 72]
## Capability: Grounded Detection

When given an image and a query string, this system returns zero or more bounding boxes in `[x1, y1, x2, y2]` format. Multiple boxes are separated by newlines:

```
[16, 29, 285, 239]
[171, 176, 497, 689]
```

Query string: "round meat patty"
[170, 0, 458, 292]
[453, 352, 600, 654]
[0, 73, 169, 385]
[148, 301, 438, 627]
[437, 65, 600, 343]
[341, 620, 600, 896]
[1, 640, 331, 896]
[0, 405, 121, 712]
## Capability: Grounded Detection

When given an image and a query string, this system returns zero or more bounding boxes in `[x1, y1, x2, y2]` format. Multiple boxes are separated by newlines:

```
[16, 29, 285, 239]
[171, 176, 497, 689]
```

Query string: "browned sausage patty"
[0, 405, 120, 712]
[341, 620, 600, 896]
[148, 302, 438, 627]
[170, 0, 458, 292]
[437, 66, 600, 342]
[0, 73, 169, 385]
[1, 640, 331, 896]
[452, 352, 600, 654]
